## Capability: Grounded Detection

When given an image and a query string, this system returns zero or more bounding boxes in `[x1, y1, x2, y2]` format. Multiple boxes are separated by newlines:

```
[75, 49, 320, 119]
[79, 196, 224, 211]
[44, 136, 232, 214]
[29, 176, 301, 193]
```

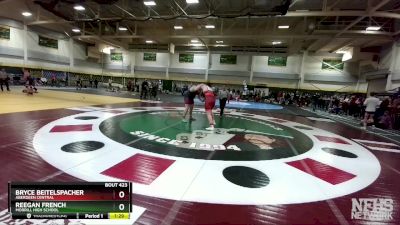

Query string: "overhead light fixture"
[74, 5, 85, 11]
[215, 44, 227, 47]
[72, 28, 81, 33]
[278, 25, 290, 29]
[144, 1, 156, 6]
[191, 39, 199, 43]
[216, 40, 223, 43]
[366, 26, 380, 31]
[336, 47, 354, 62]
[272, 41, 282, 45]
[341, 52, 352, 61]
[186, 0, 199, 3]
[119, 27, 128, 31]
[146, 40, 154, 44]
[174, 25, 183, 30]
[205, 25, 215, 29]
[102, 47, 114, 54]
[22, 12, 32, 17]
[190, 43, 203, 47]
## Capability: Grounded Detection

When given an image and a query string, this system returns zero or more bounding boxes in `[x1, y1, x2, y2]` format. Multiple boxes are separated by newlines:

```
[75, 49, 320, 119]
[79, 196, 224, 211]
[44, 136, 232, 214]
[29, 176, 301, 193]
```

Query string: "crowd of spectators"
[178, 85, 400, 131]
[308, 92, 400, 130]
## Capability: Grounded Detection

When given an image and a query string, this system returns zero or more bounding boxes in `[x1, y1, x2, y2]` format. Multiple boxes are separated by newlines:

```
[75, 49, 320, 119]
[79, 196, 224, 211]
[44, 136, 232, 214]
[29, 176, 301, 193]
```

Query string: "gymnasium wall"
[385, 43, 400, 90]
[0, 25, 24, 66]
[253, 55, 300, 74]
[170, 53, 208, 69]
[2, 17, 397, 93]
[301, 52, 363, 92]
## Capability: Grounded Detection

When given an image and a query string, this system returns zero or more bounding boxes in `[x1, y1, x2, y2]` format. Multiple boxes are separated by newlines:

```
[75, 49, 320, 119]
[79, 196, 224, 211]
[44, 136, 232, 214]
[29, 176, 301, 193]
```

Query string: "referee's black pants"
[220, 98, 227, 116]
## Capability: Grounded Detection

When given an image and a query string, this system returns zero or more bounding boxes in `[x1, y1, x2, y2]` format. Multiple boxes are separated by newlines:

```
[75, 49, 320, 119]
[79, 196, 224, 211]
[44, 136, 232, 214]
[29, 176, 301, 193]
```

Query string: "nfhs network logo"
[351, 198, 394, 221]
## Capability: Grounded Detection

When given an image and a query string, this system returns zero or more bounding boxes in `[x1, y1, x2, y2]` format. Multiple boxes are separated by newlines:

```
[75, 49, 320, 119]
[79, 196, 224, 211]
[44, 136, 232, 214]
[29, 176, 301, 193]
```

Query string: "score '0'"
[119, 191, 125, 199]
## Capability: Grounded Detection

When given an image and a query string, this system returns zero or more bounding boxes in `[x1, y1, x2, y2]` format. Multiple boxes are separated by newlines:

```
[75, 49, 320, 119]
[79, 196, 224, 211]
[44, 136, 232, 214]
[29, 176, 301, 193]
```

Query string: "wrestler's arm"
[190, 84, 204, 92]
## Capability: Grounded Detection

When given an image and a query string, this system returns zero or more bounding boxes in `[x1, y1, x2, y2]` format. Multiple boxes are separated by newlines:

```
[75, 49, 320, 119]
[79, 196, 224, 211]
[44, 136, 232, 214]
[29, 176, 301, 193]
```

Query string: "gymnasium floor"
[0, 88, 399, 225]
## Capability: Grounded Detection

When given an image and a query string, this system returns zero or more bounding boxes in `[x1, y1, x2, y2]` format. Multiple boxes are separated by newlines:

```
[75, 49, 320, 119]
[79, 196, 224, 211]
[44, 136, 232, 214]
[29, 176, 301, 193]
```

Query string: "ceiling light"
[205, 25, 215, 29]
[22, 12, 32, 17]
[74, 5, 85, 11]
[216, 40, 223, 43]
[278, 25, 290, 29]
[272, 41, 282, 45]
[174, 26, 183, 30]
[119, 27, 128, 31]
[336, 47, 353, 62]
[366, 26, 380, 31]
[146, 40, 154, 44]
[191, 39, 199, 43]
[342, 52, 352, 61]
[144, 1, 156, 6]
[186, 0, 199, 3]
[190, 43, 203, 47]
[215, 44, 227, 47]
[102, 47, 114, 54]
[72, 28, 81, 33]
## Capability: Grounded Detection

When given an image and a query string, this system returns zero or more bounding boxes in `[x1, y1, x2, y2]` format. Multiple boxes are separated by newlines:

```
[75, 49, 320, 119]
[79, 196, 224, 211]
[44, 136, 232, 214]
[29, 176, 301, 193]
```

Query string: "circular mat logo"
[33, 106, 381, 205]
[100, 110, 313, 161]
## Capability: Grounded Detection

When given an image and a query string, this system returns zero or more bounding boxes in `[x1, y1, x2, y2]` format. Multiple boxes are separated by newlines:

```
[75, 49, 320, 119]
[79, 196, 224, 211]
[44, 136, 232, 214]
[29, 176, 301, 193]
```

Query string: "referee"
[219, 86, 229, 116]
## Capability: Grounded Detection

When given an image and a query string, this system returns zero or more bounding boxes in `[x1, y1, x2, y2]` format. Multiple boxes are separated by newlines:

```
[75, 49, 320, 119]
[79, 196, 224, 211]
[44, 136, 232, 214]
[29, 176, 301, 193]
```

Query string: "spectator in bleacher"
[127, 80, 132, 92]
[349, 96, 357, 117]
[377, 110, 393, 129]
[363, 92, 380, 129]
[76, 77, 82, 90]
[51, 75, 56, 87]
[374, 96, 391, 124]
[261, 91, 265, 102]
[94, 79, 98, 88]
[311, 93, 319, 111]
[89, 79, 93, 88]
[392, 94, 400, 109]
[392, 94, 400, 129]
[331, 97, 340, 114]
[40, 76, 47, 86]
[355, 96, 364, 118]
[0, 69, 10, 92]
[380, 97, 390, 112]
[108, 78, 112, 90]
[342, 96, 350, 115]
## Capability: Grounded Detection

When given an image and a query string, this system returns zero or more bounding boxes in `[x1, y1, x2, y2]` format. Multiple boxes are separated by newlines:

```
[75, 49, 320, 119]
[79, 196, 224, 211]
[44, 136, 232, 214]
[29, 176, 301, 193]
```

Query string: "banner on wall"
[220, 55, 237, 64]
[163, 80, 173, 91]
[0, 26, 10, 40]
[143, 52, 156, 61]
[322, 59, 344, 71]
[111, 52, 123, 61]
[179, 53, 194, 63]
[268, 56, 287, 67]
[39, 35, 58, 49]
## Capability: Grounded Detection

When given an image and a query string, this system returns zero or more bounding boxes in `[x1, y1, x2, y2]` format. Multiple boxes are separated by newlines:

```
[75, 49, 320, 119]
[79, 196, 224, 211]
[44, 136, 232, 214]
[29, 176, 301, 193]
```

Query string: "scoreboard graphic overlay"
[8, 182, 131, 220]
